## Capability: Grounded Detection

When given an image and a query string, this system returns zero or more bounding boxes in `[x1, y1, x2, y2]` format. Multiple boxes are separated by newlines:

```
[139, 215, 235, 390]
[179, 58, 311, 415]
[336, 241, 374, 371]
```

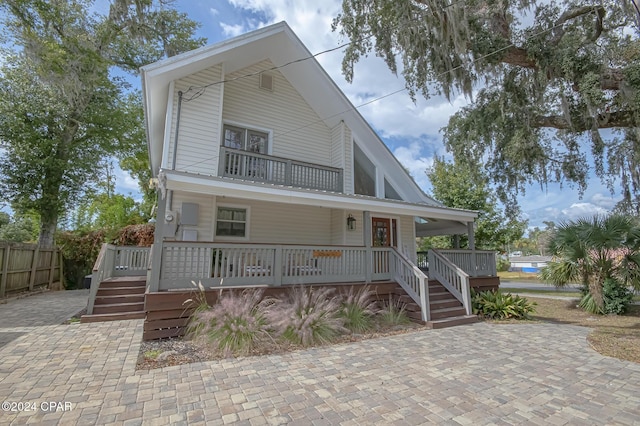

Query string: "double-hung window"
[216, 207, 247, 238]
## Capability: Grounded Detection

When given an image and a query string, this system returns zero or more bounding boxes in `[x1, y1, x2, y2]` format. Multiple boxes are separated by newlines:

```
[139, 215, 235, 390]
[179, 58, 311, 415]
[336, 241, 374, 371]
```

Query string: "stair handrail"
[428, 249, 472, 316]
[389, 248, 430, 321]
[87, 244, 117, 315]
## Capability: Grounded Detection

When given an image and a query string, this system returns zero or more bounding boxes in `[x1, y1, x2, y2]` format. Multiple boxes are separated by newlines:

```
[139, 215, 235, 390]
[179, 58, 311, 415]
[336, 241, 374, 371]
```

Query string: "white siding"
[399, 215, 417, 262]
[222, 60, 332, 165]
[215, 198, 332, 244]
[167, 65, 223, 175]
[171, 191, 215, 241]
[344, 210, 364, 246]
[330, 209, 344, 245]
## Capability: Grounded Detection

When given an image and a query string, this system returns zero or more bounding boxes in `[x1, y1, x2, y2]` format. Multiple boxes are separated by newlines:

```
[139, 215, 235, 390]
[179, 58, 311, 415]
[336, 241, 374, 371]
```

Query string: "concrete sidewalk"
[1, 290, 640, 425]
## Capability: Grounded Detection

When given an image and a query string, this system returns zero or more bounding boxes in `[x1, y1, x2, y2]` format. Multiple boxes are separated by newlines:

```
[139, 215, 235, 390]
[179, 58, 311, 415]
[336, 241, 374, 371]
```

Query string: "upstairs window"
[223, 125, 268, 154]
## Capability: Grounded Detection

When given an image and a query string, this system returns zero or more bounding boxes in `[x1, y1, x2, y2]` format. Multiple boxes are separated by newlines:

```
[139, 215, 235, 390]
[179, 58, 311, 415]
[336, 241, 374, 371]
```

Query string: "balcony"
[219, 147, 343, 192]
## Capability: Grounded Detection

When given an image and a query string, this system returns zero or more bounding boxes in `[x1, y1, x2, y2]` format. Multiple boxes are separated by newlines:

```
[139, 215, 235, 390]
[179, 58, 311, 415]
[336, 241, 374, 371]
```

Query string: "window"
[223, 125, 268, 154]
[216, 207, 247, 237]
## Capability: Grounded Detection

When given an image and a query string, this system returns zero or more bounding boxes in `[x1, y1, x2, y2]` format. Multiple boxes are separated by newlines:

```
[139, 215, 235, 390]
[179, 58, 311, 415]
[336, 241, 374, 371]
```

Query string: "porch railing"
[160, 243, 369, 289]
[389, 249, 430, 321]
[87, 245, 151, 314]
[219, 147, 343, 192]
[158, 242, 431, 320]
[437, 249, 497, 277]
[428, 249, 471, 316]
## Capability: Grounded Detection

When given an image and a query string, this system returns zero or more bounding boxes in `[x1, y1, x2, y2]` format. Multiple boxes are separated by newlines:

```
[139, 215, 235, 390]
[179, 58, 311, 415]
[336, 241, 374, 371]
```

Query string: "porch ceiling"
[415, 219, 468, 237]
[161, 170, 478, 223]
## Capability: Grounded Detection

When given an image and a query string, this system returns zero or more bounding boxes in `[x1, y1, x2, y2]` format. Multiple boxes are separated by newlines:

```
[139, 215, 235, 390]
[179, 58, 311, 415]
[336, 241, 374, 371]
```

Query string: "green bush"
[603, 278, 633, 315]
[497, 257, 511, 272]
[472, 290, 536, 320]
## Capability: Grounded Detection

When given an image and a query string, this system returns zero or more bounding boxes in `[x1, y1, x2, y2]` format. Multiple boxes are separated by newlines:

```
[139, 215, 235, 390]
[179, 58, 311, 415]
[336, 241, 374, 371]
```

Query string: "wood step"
[430, 306, 467, 320]
[429, 291, 455, 301]
[93, 302, 145, 315]
[99, 280, 147, 289]
[96, 287, 146, 296]
[94, 294, 145, 305]
[429, 299, 463, 310]
[426, 315, 477, 329]
[80, 311, 145, 323]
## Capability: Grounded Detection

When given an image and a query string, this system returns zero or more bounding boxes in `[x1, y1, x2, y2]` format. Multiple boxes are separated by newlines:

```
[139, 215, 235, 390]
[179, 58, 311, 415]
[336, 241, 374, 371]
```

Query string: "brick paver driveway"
[1, 291, 639, 425]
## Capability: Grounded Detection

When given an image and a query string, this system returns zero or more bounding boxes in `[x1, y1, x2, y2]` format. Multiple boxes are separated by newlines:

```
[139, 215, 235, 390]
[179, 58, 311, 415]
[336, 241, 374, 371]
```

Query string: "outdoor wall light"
[347, 214, 356, 231]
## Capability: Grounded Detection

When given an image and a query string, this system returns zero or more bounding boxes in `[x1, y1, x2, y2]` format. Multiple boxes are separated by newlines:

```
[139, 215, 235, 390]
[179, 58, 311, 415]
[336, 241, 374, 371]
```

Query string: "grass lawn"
[497, 271, 542, 281]
[501, 287, 580, 297]
[526, 296, 640, 364]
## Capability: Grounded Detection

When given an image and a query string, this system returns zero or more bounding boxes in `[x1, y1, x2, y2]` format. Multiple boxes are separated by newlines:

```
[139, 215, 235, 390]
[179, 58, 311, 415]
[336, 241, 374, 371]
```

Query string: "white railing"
[428, 249, 472, 316]
[219, 147, 344, 192]
[389, 249, 430, 321]
[113, 246, 150, 276]
[437, 249, 497, 277]
[87, 244, 116, 314]
[159, 243, 371, 290]
[87, 245, 151, 314]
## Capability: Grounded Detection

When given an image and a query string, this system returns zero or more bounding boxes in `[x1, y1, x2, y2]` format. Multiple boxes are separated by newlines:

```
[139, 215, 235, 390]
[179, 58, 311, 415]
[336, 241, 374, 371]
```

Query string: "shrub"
[603, 278, 633, 315]
[472, 290, 536, 320]
[378, 295, 411, 326]
[268, 286, 344, 346]
[339, 285, 378, 333]
[187, 288, 271, 356]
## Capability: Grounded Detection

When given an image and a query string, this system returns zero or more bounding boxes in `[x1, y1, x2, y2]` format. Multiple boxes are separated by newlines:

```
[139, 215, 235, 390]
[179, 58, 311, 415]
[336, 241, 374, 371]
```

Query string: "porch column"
[467, 221, 477, 277]
[148, 190, 167, 292]
[453, 235, 460, 249]
[364, 211, 372, 283]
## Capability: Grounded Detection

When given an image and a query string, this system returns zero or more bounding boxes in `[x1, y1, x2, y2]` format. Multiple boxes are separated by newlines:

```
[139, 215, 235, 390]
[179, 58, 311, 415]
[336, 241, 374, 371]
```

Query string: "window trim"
[222, 121, 272, 155]
[214, 204, 251, 241]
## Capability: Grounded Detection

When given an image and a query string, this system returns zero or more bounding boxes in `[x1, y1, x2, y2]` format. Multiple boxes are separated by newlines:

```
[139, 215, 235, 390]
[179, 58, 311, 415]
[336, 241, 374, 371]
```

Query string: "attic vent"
[259, 73, 273, 91]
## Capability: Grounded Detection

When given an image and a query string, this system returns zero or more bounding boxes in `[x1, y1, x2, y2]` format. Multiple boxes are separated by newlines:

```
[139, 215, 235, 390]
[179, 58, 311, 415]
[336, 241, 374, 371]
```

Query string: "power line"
[173, 12, 593, 171]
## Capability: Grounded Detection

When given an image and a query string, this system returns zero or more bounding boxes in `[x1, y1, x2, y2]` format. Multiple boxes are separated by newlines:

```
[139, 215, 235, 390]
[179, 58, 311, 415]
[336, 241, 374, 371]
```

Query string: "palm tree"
[540, 214, 640, 313]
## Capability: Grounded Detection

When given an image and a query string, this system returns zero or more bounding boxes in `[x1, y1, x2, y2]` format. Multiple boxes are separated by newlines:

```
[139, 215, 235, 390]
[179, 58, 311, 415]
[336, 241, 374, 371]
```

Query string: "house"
[82, 22, 499, 336]
[509, 255, 552, 273]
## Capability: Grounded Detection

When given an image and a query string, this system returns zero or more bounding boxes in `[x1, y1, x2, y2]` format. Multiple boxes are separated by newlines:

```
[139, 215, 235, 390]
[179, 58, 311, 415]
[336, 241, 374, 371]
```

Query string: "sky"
[1, 0, 621, 231]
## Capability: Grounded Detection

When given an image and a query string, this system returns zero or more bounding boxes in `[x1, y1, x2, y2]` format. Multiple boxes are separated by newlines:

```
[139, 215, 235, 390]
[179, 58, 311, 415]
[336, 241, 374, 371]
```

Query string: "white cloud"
[210, 8, 220, 16]
[392, 141, 436, 190]
[561, 202, 609, 220]
[220, 22, 246, 37]
[590, 192, 619, 209]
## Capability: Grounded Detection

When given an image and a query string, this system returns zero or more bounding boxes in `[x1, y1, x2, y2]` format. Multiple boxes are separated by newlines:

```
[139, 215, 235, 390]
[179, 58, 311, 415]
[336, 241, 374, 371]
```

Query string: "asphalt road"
[499, 280, 581, 292]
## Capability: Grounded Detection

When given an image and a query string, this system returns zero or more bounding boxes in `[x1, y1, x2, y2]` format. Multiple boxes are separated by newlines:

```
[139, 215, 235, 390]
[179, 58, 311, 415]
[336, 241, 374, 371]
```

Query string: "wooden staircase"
[81, 276, 146, 323]
[396, 280, 477, 329]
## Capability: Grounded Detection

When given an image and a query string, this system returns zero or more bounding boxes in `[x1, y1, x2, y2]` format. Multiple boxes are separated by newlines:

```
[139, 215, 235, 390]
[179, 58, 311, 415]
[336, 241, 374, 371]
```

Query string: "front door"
[372, 217, 397, 247]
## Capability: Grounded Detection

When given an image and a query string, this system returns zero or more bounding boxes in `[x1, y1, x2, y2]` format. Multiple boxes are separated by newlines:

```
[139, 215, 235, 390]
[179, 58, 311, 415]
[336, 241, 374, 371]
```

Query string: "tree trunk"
[38, 218, 57, 249]
[589, 279, 605, 311]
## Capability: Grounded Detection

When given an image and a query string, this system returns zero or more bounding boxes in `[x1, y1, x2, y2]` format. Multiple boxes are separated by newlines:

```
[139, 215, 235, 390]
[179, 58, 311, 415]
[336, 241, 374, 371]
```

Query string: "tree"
[0, 0, 205, 248]
[424, 158, 527, 251]
[0, 213, 38, 243]
[71, 163, 148, 234]
[540, 214, 640, 313]
[332, 1, 640, 212]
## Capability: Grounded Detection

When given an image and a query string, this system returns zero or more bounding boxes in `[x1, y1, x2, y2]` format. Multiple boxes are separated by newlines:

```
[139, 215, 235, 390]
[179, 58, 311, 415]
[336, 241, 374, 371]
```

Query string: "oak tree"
[333, 0, 640, 212]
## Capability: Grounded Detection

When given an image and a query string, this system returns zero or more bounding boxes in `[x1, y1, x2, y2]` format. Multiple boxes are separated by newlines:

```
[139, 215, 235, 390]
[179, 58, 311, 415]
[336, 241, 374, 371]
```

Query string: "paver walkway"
[0, 290, 89, 348]
[1, 292, 640, 425]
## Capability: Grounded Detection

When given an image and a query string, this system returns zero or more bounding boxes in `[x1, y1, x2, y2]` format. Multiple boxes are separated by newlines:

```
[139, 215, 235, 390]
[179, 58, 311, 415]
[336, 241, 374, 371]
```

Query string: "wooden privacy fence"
[0, 242, 63, 298]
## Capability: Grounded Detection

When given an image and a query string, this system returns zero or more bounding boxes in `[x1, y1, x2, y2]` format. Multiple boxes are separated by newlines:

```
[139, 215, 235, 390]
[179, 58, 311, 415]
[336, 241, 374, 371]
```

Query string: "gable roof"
[140, 21, 440, 206]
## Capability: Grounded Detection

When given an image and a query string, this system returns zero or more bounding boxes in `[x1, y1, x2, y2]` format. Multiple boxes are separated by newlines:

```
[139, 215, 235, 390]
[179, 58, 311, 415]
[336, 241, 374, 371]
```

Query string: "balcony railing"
[219, 147, 343, 192]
